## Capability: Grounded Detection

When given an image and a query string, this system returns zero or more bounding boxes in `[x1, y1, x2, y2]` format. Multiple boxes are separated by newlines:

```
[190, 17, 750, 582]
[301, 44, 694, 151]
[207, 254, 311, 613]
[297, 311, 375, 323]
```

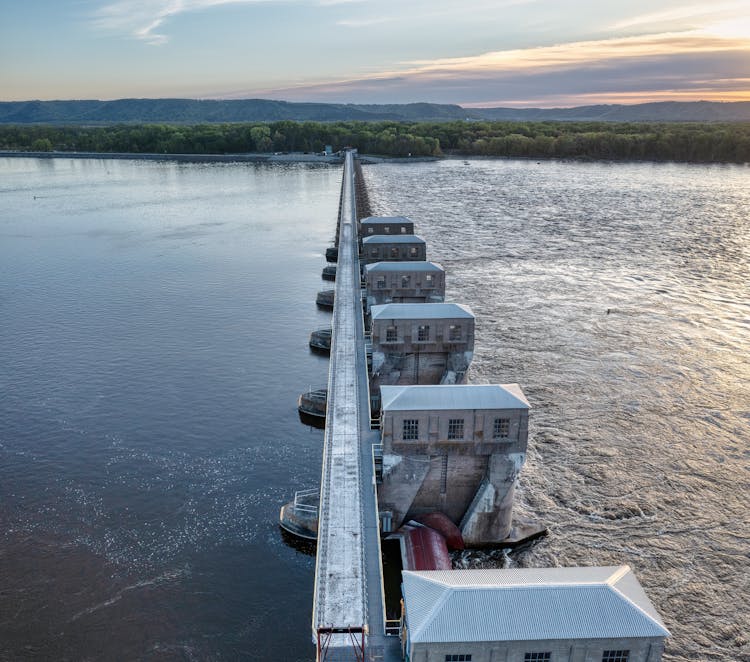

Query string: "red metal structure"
[316, 626, 366, 662]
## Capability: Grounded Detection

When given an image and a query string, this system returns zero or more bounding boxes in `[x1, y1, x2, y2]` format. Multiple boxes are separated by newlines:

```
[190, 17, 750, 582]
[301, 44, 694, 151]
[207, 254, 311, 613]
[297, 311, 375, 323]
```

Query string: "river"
[0, 156, 747, 661]
[364, 158, 749, 662]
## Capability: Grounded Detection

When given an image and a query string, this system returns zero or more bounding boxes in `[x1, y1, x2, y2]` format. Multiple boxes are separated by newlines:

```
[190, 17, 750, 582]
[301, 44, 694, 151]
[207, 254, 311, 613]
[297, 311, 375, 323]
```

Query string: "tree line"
[1, 120, 749, 163]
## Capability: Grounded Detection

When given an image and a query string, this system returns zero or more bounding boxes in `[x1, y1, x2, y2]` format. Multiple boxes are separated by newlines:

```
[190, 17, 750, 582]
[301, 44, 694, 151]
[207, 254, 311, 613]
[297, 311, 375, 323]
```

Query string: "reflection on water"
[365, 158, 750, 662]
[0, 157, 338, 661]
[2, 155, 747, 661]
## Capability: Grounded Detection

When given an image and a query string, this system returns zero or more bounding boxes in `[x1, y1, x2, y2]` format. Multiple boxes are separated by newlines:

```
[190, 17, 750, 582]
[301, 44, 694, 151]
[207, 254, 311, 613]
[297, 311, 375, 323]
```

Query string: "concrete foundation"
[377, 384, 532, 545]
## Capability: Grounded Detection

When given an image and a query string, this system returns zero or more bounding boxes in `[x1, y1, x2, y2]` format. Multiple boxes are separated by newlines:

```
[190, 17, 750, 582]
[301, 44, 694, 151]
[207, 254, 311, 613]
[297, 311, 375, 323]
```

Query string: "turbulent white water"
[364, 158, 750, 662]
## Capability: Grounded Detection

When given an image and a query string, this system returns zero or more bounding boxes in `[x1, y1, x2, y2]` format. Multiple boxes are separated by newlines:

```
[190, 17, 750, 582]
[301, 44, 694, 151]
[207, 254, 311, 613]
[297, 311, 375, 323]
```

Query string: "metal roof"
[381, 384, 529, 412]
[402, 567, 670, 644]
[371, 302, 473, 320]
[362, 234, 426, 245]
[361, 215, 413, 225]
[365, 261, 444, 273]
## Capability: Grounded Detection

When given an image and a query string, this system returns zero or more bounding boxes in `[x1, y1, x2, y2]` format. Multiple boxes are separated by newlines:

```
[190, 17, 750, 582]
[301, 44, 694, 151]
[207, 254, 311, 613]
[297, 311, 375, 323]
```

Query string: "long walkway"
[312, 152, 399, 661]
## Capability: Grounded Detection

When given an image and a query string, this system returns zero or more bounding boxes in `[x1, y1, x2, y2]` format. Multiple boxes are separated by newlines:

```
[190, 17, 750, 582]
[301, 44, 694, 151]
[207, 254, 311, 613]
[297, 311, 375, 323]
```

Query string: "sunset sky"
[2, 0, 749, 106]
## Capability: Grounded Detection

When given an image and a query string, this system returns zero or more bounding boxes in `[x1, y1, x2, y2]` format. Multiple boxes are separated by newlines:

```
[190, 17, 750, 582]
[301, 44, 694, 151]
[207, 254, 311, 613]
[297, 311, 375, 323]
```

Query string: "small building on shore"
[360, 215, 415, 237]
[364, 261, 446, 308]
[378, 383, 528, 543]
[361, 235, 427, 265]
[400, 566, 670, 662]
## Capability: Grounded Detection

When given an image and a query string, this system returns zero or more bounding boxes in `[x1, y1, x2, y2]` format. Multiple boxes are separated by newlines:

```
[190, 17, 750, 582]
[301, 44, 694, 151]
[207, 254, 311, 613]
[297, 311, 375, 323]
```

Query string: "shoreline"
[0, 150, 345, 164]
[0, 150, 441, 165]
[2, 150, 742, 167]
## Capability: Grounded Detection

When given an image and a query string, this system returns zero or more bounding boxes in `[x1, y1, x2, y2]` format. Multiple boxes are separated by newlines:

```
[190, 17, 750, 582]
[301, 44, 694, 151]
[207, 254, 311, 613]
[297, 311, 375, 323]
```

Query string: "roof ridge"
[608, 574, 670, 636]
[448, 581, 613, 590]
[408, 574, 452, 643]
[607, 565, 631, 585]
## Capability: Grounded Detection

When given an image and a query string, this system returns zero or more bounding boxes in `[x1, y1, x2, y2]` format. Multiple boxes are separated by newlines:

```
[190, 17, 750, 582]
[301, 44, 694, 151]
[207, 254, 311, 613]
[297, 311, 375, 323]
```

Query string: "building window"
[447, 419, 464, 440]
[409, 246, 419, 258]
[390, 247, 400, 258]
[445, 656, 471, 662]
[602, 652, 629, 662]
[401, 275, 411, 288]
[448, 324, 461, 341]
[376, 277, 386, 289]
[385, 326, 398, 343]
[417, 324, 430, 341]
[425, 274, 434, 287]
[525, 654, 551, 662]
[493, 418, 510, 439]
[371, 248, 378, 257]
[402, 419, 419, 440]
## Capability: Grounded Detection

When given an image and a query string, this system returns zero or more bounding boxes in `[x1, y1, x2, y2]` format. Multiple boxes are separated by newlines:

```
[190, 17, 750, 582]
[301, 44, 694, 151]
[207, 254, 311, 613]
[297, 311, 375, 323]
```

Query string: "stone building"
[361, 235, 427, 265]
[378, 383, 529, 543]
[364, 261, 446, 309]
[360, 215, 414, 236]
[400, 567, 670, 662]
[370, 302, 474, 393]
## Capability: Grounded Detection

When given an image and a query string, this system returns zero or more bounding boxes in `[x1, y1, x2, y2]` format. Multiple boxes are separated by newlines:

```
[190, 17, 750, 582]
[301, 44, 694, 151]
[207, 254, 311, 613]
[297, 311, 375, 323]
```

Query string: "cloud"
[336, 16, 392, 27]
[92, 0, 339, 44]
[247, 31, 750, 106]
[609, 1, 748, 32]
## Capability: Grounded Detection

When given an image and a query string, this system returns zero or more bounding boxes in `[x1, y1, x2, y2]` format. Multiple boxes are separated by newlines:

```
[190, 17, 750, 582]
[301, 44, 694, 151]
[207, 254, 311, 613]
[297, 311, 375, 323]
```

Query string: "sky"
[1, 0, 750, 107]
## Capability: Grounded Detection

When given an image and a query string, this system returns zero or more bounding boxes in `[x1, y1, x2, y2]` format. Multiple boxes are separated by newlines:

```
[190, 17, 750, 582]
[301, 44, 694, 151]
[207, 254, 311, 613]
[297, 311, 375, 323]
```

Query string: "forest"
[2, 120, 749, 163]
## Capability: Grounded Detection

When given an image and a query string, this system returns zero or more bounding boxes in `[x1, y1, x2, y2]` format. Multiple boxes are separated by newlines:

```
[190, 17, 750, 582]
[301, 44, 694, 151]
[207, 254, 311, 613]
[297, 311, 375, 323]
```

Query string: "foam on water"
[365, 158, 749, 662]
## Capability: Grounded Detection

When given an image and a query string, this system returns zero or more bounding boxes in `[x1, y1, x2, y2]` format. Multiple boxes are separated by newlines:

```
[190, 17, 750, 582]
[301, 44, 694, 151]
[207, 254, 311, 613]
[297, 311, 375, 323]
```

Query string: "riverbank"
[0, 150, 444, 165]
[0, 150, 345, 164]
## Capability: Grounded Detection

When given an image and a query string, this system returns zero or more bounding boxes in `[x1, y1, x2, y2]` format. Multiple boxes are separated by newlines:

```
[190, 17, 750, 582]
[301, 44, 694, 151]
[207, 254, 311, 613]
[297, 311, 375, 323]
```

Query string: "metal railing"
[294, 488, 320, 514]
[385, 620, 401, 637]
[372, 444, 383, 483]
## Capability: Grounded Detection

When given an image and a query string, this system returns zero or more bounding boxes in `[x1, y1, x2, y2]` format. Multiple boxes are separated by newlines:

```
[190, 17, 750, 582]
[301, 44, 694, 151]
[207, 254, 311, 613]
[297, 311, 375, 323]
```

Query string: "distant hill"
[0, 99, 469, 124]
[1, 98, 750, 124]
[473, 101, 750, 122]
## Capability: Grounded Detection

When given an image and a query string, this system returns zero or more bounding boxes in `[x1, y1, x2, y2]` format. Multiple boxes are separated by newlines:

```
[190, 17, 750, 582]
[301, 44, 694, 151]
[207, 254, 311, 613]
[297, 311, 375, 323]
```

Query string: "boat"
[321, 265, 336, 281]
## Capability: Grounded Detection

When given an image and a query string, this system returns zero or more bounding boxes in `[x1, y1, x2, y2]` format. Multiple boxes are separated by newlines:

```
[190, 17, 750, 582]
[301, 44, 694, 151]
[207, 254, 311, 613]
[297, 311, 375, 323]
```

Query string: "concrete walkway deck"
[312, 151, 401, 661]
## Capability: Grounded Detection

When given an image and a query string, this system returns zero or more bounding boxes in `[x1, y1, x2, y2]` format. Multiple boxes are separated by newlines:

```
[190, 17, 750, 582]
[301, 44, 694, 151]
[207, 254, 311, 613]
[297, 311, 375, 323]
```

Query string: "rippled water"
[0, 157, 339, 661]
[364, 158, 750, 662]
[2, 156, 747, 661]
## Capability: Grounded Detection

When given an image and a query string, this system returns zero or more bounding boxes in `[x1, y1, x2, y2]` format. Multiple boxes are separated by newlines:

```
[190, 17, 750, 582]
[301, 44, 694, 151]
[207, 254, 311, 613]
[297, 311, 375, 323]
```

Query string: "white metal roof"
[365, 261, 444, 274]
[361, 215, 413, 225]
[362, 234, 426, 245]
[402, 566, 670, 644]
[371, 302, 473, 320]
[381, 384, 529, 412]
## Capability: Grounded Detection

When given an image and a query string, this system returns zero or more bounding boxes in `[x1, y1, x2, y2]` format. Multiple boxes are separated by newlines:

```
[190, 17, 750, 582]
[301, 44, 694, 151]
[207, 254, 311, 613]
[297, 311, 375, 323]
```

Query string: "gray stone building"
[400, 567, 670, 662]
[360, 215, 415, 236]
[370, 303, 474, 395]
[361, 235, 427, 265]
[364, 261, 446, 309]
[378, 383, 529, 543]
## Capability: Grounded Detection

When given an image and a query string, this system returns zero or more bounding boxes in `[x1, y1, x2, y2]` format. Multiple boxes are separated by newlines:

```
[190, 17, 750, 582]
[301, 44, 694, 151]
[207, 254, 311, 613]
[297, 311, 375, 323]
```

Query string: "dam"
[283, 151, 668, 662]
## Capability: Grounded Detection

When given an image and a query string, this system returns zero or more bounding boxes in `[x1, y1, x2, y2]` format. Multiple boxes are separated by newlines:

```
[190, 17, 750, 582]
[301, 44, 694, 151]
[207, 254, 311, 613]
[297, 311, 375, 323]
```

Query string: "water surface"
[0, 157, 338, 661]
[365, 158, 749, 662]
[2, 155, 748, 661]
